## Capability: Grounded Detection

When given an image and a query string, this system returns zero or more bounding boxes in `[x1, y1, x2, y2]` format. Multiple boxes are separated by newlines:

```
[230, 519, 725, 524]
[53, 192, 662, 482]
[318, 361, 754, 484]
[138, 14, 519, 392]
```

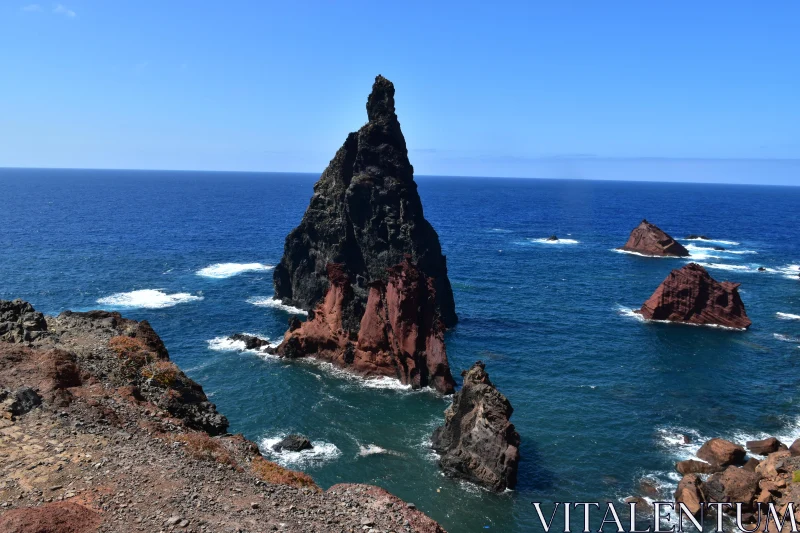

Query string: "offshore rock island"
[273, 75, 457, 328]
[618, 219, 690, 257]
[637, 263, 752, 329]
[0, 299, 447, 532]
[431, 362, 520, 491]
[271, 76, 457, 393]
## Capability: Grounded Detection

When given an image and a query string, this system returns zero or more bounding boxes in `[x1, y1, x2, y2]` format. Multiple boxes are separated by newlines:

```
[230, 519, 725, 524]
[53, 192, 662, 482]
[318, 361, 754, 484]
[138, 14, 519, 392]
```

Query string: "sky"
[1, 1, 799, 185]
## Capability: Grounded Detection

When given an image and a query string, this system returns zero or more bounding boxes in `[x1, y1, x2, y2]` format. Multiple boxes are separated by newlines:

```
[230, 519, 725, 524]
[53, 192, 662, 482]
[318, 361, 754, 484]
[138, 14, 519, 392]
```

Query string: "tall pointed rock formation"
[271, 76, 457, 393]
[273, 75, 456, 328]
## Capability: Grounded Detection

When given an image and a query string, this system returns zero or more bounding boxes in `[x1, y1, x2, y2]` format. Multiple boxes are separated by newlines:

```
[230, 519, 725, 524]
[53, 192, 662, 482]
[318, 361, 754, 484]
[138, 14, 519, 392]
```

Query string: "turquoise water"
[1, 168, 799, 532]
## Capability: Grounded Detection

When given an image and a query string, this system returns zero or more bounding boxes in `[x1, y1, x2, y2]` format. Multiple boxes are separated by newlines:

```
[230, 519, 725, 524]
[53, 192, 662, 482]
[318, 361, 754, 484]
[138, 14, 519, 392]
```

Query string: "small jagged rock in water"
[276, 258, 456, 393]
[431, 361, 520, 491]
[637, 263, 752, 329]
[546, 235, 558, 241]
[272, 75, 457, 328]
[686, 234, 710, 240]
[617, 219, 689, 257]
[230, 333, 271, 351]
[272, 435, 313, 452]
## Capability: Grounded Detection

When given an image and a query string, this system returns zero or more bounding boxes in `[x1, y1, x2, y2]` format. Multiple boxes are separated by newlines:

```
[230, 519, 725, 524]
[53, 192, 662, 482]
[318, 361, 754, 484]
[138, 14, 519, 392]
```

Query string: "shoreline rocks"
[272, 435, 313, 452]
[276, 258, 456, 393]
[431, 362, 520, 491]
[674, 435, 800, 520]
[637, 263, 752, 329]
[273, 75, 457, 328]
[618, 219, 689, 257]
[0, 299, 447, 532]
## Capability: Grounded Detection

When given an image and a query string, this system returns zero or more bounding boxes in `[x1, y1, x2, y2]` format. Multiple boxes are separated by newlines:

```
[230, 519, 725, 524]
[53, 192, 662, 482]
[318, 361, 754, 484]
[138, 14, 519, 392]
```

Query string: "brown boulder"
[677, 459, 719, 475]
[743, 458, 761, 472]
[618, 220, 689, 257]
[675, 474, 705, 517]
[712, 466, 762, 511]
[431, 362, 520, 491]
[696, 438, 746, 467]
[747, 437, 787, 456]
[790, 439, 800, 457]
[638, 263, 752, 329]
[276, 258, 456, 393]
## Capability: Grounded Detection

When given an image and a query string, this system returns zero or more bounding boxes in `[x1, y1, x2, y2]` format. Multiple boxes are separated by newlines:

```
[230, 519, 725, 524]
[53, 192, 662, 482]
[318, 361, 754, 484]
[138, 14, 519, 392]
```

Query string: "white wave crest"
[97, 289, 203, 309]
[207, 333, 278, 353]
[259, 435, 341, 467]
[777, 312, 800, 321]
[357, 444, 404, 457]
[774, 333, 800, 343]
[612, 249, 680, 259]
[196, 262, 274, 279]
[767, 264, 800, 280]
[692, 262, 751, 273]
[247, 297, 308, 316]
[529, 238, 579, 245]
[683, 238, 740, 246]
[616, 305, 746, 331]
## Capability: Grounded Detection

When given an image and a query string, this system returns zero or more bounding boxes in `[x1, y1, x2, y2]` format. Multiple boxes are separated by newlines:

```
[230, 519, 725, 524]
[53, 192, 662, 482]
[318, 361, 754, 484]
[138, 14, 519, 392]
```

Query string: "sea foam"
[259, 435, 342, 467]
[683, 238, 740, 246]
[196, 262, 274, 279]
[97, 289, 203, 309]
[247, 296, 308, 316]
[207, 333, 278, 353]
[529, 238, 579, 245]
[777, 312, 800, 321]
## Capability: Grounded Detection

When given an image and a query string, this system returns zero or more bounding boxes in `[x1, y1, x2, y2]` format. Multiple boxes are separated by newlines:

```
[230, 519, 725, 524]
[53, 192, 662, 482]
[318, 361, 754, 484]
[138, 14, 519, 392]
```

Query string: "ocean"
[1, 167, 799, 532]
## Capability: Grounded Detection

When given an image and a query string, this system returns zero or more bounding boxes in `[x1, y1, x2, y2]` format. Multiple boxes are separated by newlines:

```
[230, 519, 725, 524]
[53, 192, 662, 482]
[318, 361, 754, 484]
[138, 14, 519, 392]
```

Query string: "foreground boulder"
[431, 362, 520, 491]
[0, 299, 47, 343]
[276, 259, 456, 393]
[273, 75, 457, 328]
[618, 220, 689, 257]
[637, 263, 752, 329]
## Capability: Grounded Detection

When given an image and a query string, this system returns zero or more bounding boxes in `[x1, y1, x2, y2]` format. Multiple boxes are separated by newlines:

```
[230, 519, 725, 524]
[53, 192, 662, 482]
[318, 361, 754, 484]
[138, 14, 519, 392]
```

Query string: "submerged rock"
[546, 235, 558, 241]
[431, 362, 520, 491]
[273, 75, 456, 328]
[277, 259, 456, 393]
[686, 234, 710, 240]
[637, 263, 752, 329]
[272, 435, 313, 452]
[618, 219, 689, 257]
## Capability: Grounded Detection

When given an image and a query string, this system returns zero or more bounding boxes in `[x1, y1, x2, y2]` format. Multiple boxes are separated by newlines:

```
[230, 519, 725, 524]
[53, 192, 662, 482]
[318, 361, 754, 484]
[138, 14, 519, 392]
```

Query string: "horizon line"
[1, 159, 798, 188]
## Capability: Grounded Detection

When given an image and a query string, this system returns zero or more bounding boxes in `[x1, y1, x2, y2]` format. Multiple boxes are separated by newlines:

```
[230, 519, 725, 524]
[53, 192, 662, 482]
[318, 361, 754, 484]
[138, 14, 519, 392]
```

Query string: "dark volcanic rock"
[272, 75, 457, 328]
[637, 263, 752, 329]
[431, 362, 520, 491]
[0, 386, 42, 418]
[687, 234, 710, 240]
[0, 299, 47, 343]
[272, 435, 313, 452]
[231, 333, 272, 351]
[618, 219, 689, 257]
[276, 258, 456, 393]
[546, 235, 558, 241]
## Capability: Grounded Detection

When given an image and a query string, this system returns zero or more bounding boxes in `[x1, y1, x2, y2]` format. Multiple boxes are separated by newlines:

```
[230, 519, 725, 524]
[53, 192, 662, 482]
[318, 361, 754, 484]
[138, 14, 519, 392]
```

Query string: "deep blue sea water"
[1, 167, 799, 532]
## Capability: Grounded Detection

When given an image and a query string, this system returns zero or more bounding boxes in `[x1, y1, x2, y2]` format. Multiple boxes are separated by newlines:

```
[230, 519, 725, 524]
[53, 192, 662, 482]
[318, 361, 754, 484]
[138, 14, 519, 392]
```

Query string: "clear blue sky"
[1, 1, 799, 184]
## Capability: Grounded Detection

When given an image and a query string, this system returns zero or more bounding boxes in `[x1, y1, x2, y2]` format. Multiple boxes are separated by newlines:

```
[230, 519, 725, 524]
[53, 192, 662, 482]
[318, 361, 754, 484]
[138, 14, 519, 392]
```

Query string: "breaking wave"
[357, 444, 404, 457]
[206, 333, 278, 353]
[777, 312, 800, 321]
[196, 262, 273, 278]
[247, 296, 308, 316]
[692, 262, 752, 273]
[258, 435, 341, 467]
[683, 238, 740, 246]
[612, 249, 679, 259]
[529, 238, 579, 245]
[616, 305, 746, 331]
[97, 289, 203, 309]
[774, 333, 800, 343]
